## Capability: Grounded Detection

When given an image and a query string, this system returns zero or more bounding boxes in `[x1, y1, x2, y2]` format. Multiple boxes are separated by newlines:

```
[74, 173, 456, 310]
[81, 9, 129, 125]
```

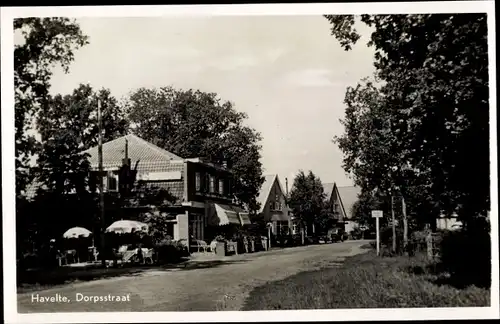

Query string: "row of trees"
[15, 18, 264, 252]
[324, 14, 490, 249]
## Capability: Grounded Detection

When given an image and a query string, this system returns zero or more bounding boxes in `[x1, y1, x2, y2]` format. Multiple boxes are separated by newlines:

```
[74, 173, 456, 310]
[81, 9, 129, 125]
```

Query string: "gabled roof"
[25, 134, 184, 200]
[256, 174, 286, 213]
[82, 134, 183, 172]
[323, 182, 335, 200]
[336, 185, 361, 220]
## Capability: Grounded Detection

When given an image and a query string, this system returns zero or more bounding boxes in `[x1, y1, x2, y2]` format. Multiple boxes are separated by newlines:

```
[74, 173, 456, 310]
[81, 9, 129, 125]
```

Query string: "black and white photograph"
[1, 2, 498, 323]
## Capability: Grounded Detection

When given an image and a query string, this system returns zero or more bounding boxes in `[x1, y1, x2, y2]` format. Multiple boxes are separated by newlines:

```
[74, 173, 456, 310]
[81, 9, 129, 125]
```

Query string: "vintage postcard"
[1, 1, 498, 323]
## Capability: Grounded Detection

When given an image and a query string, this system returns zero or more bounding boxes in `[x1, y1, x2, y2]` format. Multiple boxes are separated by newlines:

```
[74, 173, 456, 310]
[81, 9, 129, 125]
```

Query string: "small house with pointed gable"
[324, 183, 362, 234]
[256, 174, 292, 235]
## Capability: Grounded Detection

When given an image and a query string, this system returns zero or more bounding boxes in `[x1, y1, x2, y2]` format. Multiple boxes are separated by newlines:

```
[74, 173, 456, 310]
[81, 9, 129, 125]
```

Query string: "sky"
[44, 16, 375, 187]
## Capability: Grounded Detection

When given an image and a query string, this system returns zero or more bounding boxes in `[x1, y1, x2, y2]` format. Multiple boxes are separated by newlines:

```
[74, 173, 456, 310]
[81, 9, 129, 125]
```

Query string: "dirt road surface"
[18, 240, 369, 312]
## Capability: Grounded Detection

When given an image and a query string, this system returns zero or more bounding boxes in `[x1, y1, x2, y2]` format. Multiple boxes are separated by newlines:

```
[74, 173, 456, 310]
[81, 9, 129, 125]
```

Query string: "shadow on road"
[17, 258, 249, 293]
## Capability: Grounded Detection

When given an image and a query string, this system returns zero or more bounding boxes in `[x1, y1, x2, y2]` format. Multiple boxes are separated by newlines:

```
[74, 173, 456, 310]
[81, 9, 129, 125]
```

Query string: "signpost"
[372, 210, 383, 256]
[267, 222, 273, 250]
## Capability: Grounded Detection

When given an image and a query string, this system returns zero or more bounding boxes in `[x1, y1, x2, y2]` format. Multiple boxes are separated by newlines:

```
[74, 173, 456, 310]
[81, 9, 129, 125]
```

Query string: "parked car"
[331, 228, 346, 242]
[318, 234, 333, 244]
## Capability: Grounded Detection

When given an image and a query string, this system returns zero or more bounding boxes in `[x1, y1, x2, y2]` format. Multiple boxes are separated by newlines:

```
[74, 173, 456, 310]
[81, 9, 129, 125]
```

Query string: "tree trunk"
[402, 197, 408, 254]
[301, 226, 305, 245]
[391, 195, 396, 253]
[425, 228, 433, 260]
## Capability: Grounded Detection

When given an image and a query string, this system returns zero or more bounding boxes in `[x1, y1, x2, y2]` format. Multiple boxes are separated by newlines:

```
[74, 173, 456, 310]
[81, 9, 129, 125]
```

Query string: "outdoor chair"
[194, 240, 209, 253]
[65, 249, 79, 264]
[209, 240, 217, 253]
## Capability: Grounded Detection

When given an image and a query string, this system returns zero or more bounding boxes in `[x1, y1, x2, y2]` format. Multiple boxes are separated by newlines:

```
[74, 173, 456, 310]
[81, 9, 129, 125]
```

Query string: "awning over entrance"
[214, 204, 242, 226]
[212, 204, 252, 226]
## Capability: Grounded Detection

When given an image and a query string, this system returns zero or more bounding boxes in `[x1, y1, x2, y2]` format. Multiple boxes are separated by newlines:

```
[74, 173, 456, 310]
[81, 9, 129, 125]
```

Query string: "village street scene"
[9, 6, 493, 315]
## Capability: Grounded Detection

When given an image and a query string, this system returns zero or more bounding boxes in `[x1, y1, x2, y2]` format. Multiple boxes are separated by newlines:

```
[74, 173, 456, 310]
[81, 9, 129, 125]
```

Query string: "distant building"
[436, 212, 462, 231]
[328, 183, 361, 234]
[323, 182, 344, 226]
[256, 174, 292, 235]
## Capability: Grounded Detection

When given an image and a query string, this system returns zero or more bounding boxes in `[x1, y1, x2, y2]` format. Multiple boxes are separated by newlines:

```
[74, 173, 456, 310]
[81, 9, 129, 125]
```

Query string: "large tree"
[15, 18, 89, 197]
[20, 85, 128, 251]
[125, 87, 264, 212]
[35, 84, 129, 195]
[288, 171, 327, 235]
[325, 14, 489, 232]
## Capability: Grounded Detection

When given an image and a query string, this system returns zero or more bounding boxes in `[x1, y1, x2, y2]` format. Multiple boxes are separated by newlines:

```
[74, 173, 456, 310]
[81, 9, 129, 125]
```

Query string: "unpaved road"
[18, 240, 369, 312]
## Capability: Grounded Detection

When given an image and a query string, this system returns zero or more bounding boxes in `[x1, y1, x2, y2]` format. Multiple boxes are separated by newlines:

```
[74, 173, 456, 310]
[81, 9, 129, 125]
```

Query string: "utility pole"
[98, 99, 106, 267]
[391, 195, 396, 253]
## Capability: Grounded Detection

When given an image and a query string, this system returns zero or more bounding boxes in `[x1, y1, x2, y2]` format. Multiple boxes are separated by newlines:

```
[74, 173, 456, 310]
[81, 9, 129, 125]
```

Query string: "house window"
[102, 175, 108, 192]
[107, 173, 118, 192]
[195, 172, 201, 192]
[276, 221, 289, 235]
[292, 224, 298, 234]
[218, 179, 224, 195]
[209, 176, 215, 193]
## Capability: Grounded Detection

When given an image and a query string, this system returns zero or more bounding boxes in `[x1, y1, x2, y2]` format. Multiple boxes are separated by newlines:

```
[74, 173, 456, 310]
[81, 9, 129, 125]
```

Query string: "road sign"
[372, 210, 383, 218]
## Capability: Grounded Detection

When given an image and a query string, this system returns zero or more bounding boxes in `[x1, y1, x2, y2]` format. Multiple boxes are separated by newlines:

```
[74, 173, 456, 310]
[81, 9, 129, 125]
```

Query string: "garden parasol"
[63, 227, 92, 239]
[105, 220, 149, 234]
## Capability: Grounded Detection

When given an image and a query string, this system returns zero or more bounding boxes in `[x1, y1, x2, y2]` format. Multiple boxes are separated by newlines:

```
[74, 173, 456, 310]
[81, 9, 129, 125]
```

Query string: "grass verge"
[242, 249, 490, 309]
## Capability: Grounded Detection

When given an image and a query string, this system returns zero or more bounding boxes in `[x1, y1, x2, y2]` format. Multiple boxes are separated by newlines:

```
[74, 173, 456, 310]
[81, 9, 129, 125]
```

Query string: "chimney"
[122, 138, 131, 166]
[285, 177, 289, 196]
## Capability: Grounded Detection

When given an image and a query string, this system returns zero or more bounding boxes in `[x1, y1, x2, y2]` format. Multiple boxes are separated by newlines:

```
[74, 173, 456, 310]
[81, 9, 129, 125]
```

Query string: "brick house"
[28, 134, 250, 245]
[325, 183, 361, 234]
[256, 174, 292, 235]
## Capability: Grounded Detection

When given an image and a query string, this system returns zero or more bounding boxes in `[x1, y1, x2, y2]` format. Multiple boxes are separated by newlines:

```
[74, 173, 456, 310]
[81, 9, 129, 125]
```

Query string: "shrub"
[153, 239, 190, 264]
[407, 230, 430, 255]
[350, 227, 363, 240]
[380, 226, 403, 251]
[438, 226, 491, 288]
[214, 235, 226, 242]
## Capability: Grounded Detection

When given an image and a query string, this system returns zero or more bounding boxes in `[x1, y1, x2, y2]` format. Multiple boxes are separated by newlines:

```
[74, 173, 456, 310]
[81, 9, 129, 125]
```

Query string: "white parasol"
[106, 220, 149, 234]
[63, 227, 92, 239]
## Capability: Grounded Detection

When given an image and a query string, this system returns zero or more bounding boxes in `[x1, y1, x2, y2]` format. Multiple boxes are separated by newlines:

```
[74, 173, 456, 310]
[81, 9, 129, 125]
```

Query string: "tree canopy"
[288, 170, 332, 232]
[35, 84, 129, 196]
[15, 18, 89, 197]
[325, 14, 489, 227]
[125, 86, 265, 212]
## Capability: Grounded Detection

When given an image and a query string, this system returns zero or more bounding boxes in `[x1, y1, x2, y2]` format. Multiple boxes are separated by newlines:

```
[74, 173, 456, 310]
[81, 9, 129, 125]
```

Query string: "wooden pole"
[267, 226, 271, 250]
[376, 216, 380, 256]
[98, 99, 106, 267]
[391, 195, 396, 253]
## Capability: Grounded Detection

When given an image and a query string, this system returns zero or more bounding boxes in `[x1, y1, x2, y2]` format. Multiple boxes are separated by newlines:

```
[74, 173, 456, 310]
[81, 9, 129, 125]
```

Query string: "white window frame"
[209, 175, 215, 193]
[218, 179, 224, 195]
[107, 172, 119, 192]
[195, 172, 201, 192]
